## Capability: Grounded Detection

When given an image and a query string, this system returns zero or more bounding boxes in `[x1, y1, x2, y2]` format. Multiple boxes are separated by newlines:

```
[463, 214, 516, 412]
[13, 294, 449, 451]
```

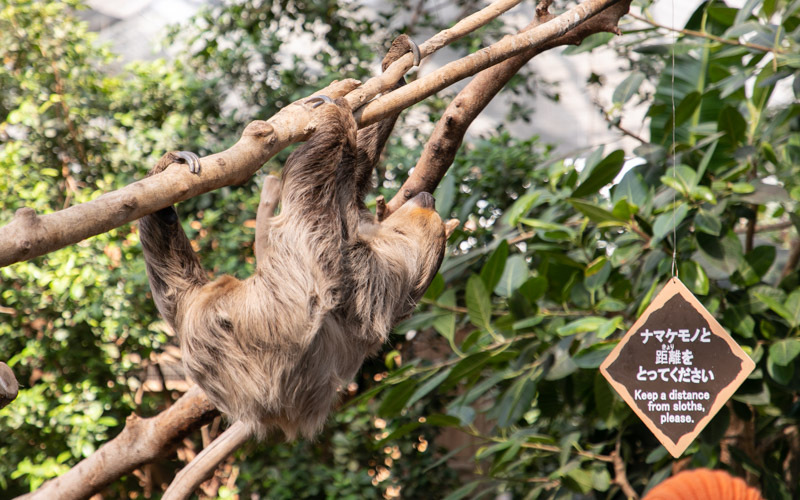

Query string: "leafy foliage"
[2, 0, 800, 498]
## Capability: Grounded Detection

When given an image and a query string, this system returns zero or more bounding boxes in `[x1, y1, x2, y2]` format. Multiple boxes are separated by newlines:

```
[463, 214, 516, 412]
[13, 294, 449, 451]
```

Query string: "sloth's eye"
[393, 228, 407, 237]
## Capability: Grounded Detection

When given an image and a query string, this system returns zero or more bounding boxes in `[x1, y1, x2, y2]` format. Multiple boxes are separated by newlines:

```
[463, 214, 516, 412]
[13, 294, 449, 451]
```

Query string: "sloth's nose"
[410, 192, 435, 209]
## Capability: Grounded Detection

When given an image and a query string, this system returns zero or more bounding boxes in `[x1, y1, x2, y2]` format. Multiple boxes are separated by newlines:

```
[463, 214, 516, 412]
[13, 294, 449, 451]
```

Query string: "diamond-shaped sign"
[600, 277, 755, 458]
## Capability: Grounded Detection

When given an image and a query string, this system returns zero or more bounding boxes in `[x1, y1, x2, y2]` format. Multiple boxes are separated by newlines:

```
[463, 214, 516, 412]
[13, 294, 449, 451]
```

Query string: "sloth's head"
[379, 192, 458, 300]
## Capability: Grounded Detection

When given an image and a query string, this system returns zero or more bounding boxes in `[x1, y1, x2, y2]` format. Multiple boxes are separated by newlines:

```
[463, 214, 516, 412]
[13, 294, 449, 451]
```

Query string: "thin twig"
[459, 426, 614, 462]
[613, 437, 639, 499]
[629, 12, 787, 54]
[781, 238, 800, 280]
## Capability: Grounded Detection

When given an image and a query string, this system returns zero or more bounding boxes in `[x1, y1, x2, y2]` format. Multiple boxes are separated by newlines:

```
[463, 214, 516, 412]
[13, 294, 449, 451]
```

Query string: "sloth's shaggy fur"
[138, 37, 454, 439]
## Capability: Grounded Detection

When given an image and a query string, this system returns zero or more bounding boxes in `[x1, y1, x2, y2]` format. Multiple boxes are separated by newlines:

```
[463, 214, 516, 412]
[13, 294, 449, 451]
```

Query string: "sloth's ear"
[445, 219, 459, 238]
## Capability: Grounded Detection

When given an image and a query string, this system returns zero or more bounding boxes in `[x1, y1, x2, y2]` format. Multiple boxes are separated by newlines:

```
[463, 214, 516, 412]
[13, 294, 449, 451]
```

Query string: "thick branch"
[346, 0, 524, 110]
[355, 0, 627, 129]
[0, 0, 523, 269]
[385, 0, 632, 213]
[19, 386, 217, 500]
[0, 79, 360, 268]
[162, 421, 251, 500]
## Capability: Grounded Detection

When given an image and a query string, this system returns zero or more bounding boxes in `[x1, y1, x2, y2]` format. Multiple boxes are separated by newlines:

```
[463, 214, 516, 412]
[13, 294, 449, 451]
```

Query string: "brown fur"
[138, 36, 454, 439]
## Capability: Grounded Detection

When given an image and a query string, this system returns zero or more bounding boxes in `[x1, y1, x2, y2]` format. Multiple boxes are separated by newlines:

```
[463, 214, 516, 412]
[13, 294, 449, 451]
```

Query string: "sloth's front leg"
[151, 150, 202, 176]
[145, 151, 202, 223]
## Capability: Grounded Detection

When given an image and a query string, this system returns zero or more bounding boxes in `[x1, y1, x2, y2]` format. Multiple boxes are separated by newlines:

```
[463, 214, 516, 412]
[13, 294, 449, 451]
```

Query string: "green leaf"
[556, 317, 608, 337]
[594, 373, 614, 420]
[592, 466, 612, 492]
[596, 316, 624, 339]
[718, 105, 747, 146]
[378, 422, 421, 443]
[519, 218, 574, 235]
[423, 273, 445, 300]
[442, 481, 480, 500]
[568, 198, 626, 223]
[652, 204, 689, 243]
[613, 71, 646, 104]
[377, 379, 418, 417]
[680, 261, 709, 295]
[696, 230, 744, 274]
[433, 310, 456, 343]
[670, 91, 703, 129]
[612, 167, 648, 207]
[738, 246, 776, 286]
[611, 198, 635, 221]
[768, 339, 800, 366]
[425, 414, 462, 427]
[732, 182, 755, 194]
[584, 260, 611, 291]
[784, 290, 800, 328]
[497, 374, 537, 427]
[767, 355, 794, 385]
[466, 275, 493, 330]
[394, 310, 447, 333]
[690, 185, 716, 204]
[406, 368, 452, 407]
[494, 255, 529, 297]
[753, 291, 794, 325]
[504, 192, 540, 225]
[480, 240, 509, 291]
[572, 150, 625, 198]
[574, 343, 615, 369]
[434, 172, 455, 219]
[694, 209, 722, 235]
[565, 467, 593, 494]
[445, 351, 492, 386]
[519, 276, 547, 304]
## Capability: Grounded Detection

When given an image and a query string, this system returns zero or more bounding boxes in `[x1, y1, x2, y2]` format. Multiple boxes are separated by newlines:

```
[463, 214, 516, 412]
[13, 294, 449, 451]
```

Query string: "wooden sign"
[600, 277, 755, 458]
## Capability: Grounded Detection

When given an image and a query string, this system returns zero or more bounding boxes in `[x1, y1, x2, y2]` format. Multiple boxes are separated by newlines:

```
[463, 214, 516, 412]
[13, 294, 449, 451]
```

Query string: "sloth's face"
[382, 192, 455, 300]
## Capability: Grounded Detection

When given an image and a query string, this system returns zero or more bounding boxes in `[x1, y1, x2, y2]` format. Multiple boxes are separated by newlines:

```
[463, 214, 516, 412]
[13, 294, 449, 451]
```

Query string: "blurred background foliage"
[1, 0, 799, 498]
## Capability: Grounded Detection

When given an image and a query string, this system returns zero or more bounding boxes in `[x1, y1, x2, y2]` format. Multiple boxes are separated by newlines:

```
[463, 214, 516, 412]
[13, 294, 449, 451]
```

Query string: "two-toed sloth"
[139, 36, 457, 439]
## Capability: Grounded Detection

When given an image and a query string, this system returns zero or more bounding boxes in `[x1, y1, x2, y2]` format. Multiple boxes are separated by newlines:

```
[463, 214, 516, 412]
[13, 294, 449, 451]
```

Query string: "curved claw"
[175, 151, 201, 174]
[305, 95, 333, 108]
[408, 39, 421, 67]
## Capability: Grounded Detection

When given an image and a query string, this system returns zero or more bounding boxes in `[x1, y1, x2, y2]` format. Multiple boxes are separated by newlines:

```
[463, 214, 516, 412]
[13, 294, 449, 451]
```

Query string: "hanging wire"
[670, 1, 678, 279]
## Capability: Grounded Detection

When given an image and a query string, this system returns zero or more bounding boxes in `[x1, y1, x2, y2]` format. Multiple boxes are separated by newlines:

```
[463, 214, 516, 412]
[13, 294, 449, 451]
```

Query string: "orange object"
[644, 469, 763, 500]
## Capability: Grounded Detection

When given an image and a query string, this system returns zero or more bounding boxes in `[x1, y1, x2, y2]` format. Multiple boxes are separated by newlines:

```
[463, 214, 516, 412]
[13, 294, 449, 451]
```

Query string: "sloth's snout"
[410, 192, 435, 209]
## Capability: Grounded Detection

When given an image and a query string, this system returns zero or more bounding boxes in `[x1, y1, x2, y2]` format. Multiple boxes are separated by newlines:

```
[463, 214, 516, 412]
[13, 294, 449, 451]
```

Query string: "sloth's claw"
[175, 151, 201, 174]
[408, 39, 421, 67]
[305, 95, 333, 108]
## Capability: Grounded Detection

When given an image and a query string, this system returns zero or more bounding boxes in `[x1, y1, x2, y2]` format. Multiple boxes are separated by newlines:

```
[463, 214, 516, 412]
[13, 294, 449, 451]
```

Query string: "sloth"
[139, 36, 457, 439]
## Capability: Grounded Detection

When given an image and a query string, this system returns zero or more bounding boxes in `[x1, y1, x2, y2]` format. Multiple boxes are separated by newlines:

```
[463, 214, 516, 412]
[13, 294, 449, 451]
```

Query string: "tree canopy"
[1, 0, 799, 498]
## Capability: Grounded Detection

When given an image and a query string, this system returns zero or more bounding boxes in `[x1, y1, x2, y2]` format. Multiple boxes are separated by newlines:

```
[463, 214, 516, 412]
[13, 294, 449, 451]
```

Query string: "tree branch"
[613, 437, 640, 499]
[0, 0, 629, 269]
[13, 1, 635, 496]
[356, 0, 628, 128]
[347, 0, 524, 110]
[384, 0, 632, 214]
[162, 421, 250, 500]
[18, 386, 217, 500]
[0, 0, 523, 269]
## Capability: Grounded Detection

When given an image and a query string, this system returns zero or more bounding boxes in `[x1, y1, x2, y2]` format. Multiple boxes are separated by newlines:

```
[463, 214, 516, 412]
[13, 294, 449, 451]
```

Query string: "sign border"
[600, 277, 756, 458]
